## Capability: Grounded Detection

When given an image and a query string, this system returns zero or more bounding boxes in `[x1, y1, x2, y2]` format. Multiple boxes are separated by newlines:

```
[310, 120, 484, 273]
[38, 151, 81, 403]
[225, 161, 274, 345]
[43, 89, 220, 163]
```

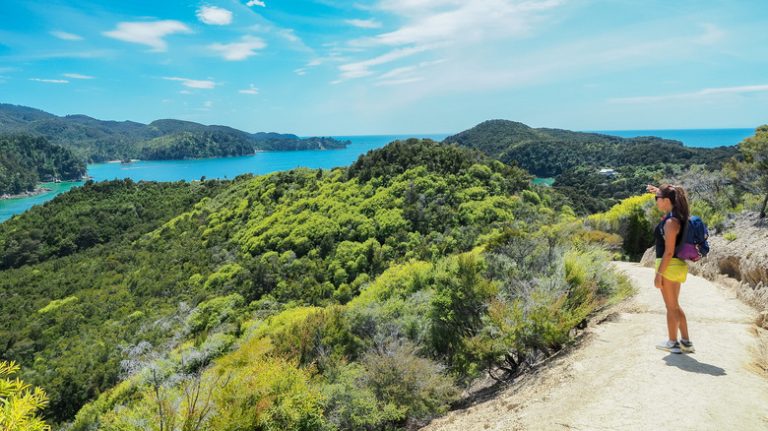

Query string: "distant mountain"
[0, 104, 349, 162]
[442, 119, 736, 177]
[0, 135, 86, 195]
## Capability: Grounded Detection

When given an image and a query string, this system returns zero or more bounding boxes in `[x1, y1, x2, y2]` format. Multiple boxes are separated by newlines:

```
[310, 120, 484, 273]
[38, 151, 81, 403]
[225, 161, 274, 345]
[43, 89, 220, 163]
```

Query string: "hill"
[0, 135, 86, 195]
[444, 120, 739, 212]
[443, 119, 736, 177]
[0, 139, 633, 429]
[0, 104, 349, 162]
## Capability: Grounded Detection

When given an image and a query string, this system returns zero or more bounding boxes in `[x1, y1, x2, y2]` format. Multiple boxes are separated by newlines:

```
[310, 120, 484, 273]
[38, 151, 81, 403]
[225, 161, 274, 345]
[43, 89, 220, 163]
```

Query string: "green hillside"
[0, 104, 349, 162]
[0, 134, 86, 195]
[444, 120, 739, 212]
[0, 140, 632, 429]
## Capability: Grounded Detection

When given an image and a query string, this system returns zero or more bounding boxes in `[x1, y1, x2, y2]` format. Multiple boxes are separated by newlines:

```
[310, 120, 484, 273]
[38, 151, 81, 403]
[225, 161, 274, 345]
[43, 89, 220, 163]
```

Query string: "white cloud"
[345, 19, 382, 29]
[278, 29, 301, 43]
[197, 6, 233, 25]
[209, 36, 266, 61]
[204, 101, 213, 108]
[239, 84, 259, 94]
[163, 77, 217, 89]
[295, 68, 307, 76]
[610, 84, 768, 104]
[247, 0, 266, 7]
[63, 73, 94, 79]
[103, 20, 191, 51]
[365, 0, 563, 47]
[30, 78, 69, 84]
[337, 45, 430, 80]
[335, 0, 563, 82]
[375, 77, 424, 86]
[51, 31, 83, 41]
[180, 90, 193, 94]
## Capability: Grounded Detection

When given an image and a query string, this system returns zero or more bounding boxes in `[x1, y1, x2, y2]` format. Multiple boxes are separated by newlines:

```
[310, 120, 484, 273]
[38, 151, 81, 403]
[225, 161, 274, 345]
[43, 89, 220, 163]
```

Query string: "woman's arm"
[646, 184, 659, 194]
[656, 217, 681, 287]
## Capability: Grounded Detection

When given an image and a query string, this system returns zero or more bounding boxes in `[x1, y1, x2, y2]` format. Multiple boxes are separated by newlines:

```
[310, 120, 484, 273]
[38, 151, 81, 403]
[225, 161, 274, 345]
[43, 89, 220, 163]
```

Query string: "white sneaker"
[679, 339, 695, 353]
[656, 340, 682, 354]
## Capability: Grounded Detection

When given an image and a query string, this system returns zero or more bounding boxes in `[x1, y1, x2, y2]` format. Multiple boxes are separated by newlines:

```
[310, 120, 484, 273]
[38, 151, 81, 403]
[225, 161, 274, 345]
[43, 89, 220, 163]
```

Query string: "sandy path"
[422, 262, 768, 431]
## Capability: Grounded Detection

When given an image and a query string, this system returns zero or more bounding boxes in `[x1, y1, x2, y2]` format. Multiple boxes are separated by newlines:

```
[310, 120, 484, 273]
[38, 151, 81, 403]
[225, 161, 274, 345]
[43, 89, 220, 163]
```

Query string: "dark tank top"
[655, 213, 684, 258]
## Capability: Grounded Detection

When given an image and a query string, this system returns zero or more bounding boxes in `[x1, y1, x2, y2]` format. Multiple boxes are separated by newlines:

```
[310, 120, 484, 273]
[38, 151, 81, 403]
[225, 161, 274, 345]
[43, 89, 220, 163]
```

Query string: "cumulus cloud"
[51, 31, 83, 41]
[209, 36, 266, 61]
[163, 77, 217, 89]
[63, 73, 94, 79]
[30, 78, 69, 84]
[247, 0, 266, 7]
[197, 6, 233, 25]
[103, 20, 191, 51]
[345, 19, 382, 29]
[239, 84, 259, 94]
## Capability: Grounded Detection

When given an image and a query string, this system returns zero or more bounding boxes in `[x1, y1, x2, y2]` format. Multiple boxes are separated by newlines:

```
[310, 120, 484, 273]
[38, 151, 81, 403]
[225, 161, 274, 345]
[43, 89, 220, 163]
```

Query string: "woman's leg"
[660, 278, 689, 340]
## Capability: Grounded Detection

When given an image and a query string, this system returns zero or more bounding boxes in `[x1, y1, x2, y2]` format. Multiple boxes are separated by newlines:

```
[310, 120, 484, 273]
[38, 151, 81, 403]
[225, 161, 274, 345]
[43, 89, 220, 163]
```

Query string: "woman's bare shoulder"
[664, 216, 681, 230]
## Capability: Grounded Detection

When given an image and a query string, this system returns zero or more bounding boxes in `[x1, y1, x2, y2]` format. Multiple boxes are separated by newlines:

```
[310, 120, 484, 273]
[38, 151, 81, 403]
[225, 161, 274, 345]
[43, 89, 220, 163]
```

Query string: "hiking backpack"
[674, 216, 710, 262]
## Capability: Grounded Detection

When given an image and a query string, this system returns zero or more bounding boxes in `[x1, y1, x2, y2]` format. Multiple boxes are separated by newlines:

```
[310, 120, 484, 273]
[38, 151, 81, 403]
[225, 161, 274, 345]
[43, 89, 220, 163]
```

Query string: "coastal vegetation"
[0, 104, 348, 163]
[0, 140, 632, 429]
[1, 123, 765, 430]
[443, 120, 738, 213]
[0, 361, 50, 431]
[0, 135, 86, 196]
[0, 179, 228, 269]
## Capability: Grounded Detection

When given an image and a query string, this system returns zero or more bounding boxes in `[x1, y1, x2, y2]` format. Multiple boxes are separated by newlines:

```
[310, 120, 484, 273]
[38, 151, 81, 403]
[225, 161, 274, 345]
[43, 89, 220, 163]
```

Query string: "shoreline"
[0, 180, 84, 201]
[0, 187, 53, 200]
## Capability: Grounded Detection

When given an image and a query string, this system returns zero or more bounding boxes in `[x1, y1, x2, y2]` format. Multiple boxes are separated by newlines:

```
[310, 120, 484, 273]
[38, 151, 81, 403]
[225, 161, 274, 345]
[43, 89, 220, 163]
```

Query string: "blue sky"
[1, 0, 766, 135]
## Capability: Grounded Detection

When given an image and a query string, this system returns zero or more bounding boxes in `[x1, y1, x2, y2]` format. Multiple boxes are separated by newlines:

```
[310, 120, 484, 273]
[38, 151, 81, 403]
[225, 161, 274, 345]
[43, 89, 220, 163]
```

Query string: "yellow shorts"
[655, 258, 688, 283]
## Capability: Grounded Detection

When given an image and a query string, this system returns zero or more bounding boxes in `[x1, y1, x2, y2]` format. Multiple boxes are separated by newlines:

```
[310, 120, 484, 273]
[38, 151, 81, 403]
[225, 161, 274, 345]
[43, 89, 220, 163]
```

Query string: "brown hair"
[659, 184, 690, 223]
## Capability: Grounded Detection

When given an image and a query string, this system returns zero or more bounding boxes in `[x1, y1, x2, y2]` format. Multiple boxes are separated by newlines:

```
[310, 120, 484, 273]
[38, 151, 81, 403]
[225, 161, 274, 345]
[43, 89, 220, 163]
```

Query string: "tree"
[739, 126, 768, 218]
[0, 361, 51, 431]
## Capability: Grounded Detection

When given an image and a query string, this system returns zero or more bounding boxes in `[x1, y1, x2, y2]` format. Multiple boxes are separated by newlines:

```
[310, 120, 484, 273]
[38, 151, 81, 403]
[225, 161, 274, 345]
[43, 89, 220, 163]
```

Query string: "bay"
[0, 134, 445, 222]
[0, 128, 756, 222]
[0, 182, 83, 223]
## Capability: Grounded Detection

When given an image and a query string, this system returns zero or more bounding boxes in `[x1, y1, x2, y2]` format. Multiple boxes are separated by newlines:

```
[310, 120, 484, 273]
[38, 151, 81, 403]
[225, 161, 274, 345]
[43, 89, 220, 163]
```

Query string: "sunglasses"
[655, 195, 664, 200]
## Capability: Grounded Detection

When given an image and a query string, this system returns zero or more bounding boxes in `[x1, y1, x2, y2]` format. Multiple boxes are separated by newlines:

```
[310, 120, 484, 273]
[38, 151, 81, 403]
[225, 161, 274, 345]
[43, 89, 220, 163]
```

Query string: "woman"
[646, 184, 695, 354]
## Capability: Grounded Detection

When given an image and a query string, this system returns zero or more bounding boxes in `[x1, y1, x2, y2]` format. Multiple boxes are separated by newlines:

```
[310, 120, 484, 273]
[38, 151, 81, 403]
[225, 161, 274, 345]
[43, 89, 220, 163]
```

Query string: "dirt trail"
[423, 262, 768, 431]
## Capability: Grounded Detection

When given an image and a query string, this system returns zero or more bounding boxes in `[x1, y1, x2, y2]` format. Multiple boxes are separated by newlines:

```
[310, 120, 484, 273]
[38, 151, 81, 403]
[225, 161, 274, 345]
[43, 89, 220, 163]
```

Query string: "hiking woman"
[646, 184, 695, 354]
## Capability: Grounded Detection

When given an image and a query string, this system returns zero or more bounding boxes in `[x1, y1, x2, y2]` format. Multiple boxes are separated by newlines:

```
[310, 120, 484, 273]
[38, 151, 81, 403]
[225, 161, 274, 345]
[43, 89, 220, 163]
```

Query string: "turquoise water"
[0, 135, 445, 222]
[592, 128, 754, 148]
[0, 182, 84, 222]
[0, 129, 756, 222]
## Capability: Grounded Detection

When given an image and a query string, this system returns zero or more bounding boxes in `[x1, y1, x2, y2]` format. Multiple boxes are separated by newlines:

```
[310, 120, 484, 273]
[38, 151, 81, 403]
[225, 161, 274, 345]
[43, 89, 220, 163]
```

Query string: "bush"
[0, 361, 51, 431]
[360, 341, 459, 427]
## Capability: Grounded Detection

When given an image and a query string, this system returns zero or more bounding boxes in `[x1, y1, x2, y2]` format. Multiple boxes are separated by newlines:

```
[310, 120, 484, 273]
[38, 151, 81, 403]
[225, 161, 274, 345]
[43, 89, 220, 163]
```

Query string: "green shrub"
[361, 341, 459, 426]
[0, 361, 51, 431]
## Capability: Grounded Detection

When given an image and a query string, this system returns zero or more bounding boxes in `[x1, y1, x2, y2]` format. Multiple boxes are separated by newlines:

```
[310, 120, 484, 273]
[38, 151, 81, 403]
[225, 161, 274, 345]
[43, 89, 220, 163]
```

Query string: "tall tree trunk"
[760, 192, 768, 219]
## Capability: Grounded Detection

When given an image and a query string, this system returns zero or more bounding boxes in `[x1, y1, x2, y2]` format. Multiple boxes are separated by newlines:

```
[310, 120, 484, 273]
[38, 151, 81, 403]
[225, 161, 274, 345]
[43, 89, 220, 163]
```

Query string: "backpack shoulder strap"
[674, 217, 690, 256]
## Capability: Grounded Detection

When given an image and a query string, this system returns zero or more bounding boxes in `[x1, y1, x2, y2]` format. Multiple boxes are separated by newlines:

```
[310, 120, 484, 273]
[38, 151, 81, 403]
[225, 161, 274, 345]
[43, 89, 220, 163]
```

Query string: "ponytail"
[660, 184, 690, 223]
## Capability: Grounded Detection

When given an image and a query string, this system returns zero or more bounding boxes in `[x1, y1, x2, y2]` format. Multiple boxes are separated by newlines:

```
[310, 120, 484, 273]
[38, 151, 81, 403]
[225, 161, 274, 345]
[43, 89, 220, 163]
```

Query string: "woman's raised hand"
[646, 184, 659, 194]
